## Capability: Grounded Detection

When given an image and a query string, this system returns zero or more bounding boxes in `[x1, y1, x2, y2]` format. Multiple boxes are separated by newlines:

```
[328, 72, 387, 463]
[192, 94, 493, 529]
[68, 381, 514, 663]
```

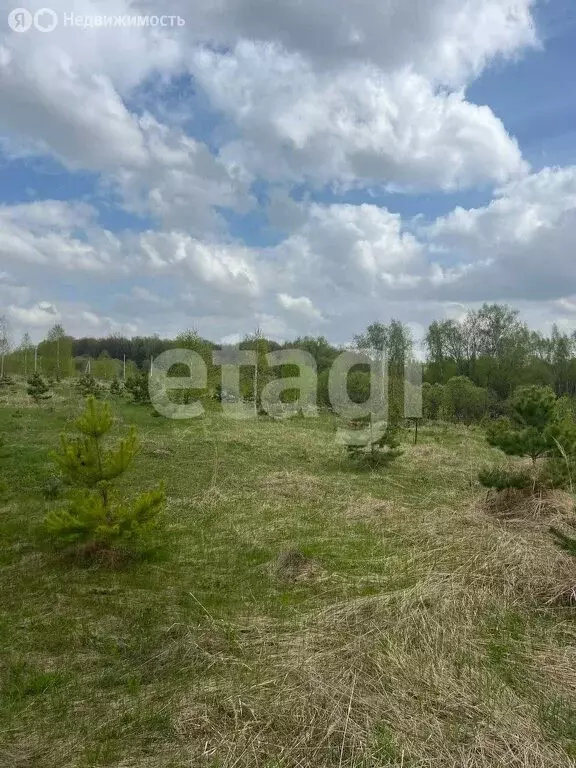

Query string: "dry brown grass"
[481, 488, 575, 524]
[172, 497, 576, 767]
[269, 549, 326, 583]
[260, 470, 329, 498]
[343, 496, 401, 523]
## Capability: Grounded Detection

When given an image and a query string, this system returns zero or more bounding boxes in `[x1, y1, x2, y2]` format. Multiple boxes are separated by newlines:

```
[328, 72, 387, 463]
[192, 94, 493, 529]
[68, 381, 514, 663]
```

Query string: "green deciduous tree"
[354, 319, 413, 427]
[441, 376, 488, 424]
[18, 332, 34, 377]
[289, 336, 340, 374]
[0, 315, 12, 380]
[40, 325, 74, 380]
[425, 305, 530, 398]
[239, 328, 273, 413]
[422, 382, 445, 421]
[92, 350, 119, 381]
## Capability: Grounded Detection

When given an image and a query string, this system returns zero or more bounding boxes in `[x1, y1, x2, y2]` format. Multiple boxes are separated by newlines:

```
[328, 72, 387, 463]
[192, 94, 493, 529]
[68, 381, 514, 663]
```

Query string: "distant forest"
[2, 304, 576, 421]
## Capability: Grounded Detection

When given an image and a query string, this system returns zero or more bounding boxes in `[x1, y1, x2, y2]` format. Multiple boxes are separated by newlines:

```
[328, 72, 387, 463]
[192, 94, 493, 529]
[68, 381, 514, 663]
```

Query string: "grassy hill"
[1, 382, 576, 766]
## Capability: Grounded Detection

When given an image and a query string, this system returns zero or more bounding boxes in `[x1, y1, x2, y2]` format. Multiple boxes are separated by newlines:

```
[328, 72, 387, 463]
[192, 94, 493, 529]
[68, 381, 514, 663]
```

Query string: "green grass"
[1, 381, 576, 766]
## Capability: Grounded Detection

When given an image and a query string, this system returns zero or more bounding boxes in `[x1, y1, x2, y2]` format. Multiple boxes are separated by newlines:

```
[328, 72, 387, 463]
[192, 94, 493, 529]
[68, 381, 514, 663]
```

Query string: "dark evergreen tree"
[27, 373, 52, 403]
[479, 385, 576, 491]
[125, 371, 151, 404]
[345, 417, 403, 468]
[110, 377, 123, 396]
[74, 373, 103, 399]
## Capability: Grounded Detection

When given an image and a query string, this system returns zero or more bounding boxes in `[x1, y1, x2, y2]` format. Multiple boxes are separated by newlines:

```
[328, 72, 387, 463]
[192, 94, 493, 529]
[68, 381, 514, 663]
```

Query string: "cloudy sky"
[1, 0, 575, 347]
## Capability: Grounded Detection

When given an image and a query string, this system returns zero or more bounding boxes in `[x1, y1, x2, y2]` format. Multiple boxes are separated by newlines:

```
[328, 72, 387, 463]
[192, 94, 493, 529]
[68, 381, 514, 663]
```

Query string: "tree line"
[1, 304, 576, 421]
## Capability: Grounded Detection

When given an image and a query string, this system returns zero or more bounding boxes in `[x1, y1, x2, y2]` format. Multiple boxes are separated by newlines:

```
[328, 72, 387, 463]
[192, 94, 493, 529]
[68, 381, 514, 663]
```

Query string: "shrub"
[74, 373, 103, 399]
[27, 373, 51, 403]
[125, 371, 150, 405]
[422, 382, 444, 420]
[441, 376, 487, 424]
[44, 397, 165, 559]
[480, 385, 576, 492]
[109, 377, 124, 397]
[478, 467, 533, 491]
[345, 417, 403, 469]
[486, 386, 557, 464]
[42, 475, 65, 501]
[554, 395, 576, 424]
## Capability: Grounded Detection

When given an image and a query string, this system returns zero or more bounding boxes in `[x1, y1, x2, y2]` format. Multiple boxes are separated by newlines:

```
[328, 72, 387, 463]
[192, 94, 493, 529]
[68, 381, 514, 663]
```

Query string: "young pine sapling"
[27, 373, 52, 404]
[45, 397, 165, 557]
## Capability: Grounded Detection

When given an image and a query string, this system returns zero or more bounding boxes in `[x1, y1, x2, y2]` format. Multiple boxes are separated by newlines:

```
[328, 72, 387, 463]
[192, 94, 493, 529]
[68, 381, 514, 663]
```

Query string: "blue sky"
[1, 0, 576, 345]
[469, 0, 576, 169]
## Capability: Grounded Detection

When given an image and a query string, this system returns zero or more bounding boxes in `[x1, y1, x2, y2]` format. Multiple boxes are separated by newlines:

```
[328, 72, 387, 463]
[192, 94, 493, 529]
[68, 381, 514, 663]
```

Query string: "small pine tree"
[479, 385, 576, 491]
[554, 395, 576, 424]
[110, 377, 123, 397]
[125, 371, 150, 404]
[345, 417, 403, 469]
[27, 373, 52, 403]
[74, 373, 103, 399]
[45, 397, 165, 558]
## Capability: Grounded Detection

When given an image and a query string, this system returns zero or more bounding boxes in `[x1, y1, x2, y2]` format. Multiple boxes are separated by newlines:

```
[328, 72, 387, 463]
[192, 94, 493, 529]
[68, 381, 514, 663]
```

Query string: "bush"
[478, 467, 533, 491]
[74, 373, 103, 399]
[44, 397, 165, 560]
[422, 382, 444, 420]
[109, 377, 124, 397]
[441, 376, 487, 424]
[42, 475, 65, 501]
[27, 373, 51, 403]
[345, 417, 403, 469]
[125, 371, 150, 405]
[554, 395, 576, 424]
[480, 385, 576, 492]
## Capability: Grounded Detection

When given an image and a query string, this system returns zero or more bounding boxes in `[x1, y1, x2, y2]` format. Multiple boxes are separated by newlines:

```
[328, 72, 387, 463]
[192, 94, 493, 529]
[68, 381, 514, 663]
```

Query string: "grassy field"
[2, 382, 576, 767]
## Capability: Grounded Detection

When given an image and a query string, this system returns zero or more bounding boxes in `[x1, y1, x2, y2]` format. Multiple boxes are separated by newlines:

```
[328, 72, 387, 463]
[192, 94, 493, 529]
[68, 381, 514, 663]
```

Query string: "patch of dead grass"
[269, 549, 326, 583]
[481, 488, 574, 523]
[174, 501, 576, 767]
[260, 470, 328, 497]
[343, 495, 401, 523]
